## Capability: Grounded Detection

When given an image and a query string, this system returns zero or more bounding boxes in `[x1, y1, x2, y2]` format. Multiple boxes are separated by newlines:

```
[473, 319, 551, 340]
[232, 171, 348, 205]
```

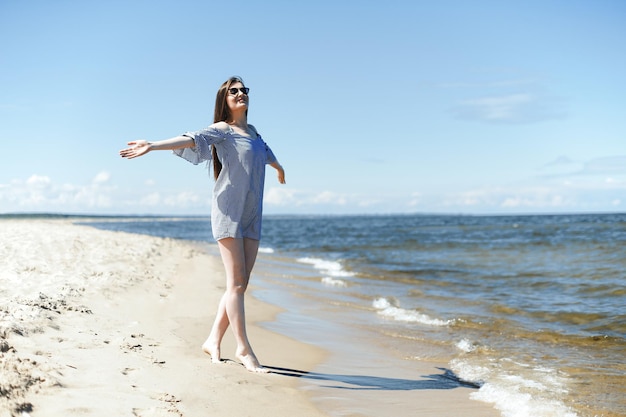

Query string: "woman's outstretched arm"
[119, 136, 195, 159]
[269, 161, 286, 184]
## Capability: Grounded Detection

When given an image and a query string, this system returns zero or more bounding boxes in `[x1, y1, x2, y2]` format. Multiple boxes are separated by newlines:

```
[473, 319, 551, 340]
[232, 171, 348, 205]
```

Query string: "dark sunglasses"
[228, 87, 250, 95]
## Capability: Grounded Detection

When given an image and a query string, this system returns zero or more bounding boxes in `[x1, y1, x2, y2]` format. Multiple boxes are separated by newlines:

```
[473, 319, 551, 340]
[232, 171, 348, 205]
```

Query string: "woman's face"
[226, 81, 249, 113]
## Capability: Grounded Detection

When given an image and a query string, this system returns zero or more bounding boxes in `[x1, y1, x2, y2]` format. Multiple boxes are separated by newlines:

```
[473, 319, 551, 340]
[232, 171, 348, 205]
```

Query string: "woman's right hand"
[120, 140, 151, 159]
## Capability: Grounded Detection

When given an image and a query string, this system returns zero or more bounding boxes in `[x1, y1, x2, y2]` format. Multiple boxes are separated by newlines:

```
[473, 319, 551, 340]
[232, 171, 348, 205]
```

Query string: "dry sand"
[1, 219, 500, 417]
[1, 219, 326, 417]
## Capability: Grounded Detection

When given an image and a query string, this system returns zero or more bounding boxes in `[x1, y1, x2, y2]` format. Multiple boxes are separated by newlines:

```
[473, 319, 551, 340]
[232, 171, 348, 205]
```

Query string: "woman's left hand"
[277, 167, 286, 184]
[271, 162, 286, 184]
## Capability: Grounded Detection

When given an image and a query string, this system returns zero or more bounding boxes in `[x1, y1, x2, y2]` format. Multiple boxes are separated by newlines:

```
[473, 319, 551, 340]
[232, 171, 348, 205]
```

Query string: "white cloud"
[163, 191, 206, 207]
[407, 192, 422, 206]
[543, 155, 577, 168]
[2, 165, 624, 215]
[452, 93, 566, 124]
[26, 174, 51, 187]
[456, 93, 533, 122]
[357, 198, 383, 207]
[265, 188, 352, 208]
[500, 193, 570, 209]
[140, 192, 161, 206]
[265, 179, 625, 214]
[539, 155, 626, 182]
[437, 177, 625, 213]
[311, 191, 347, 205]
[581, 156, 626, 175]
[92, 171, 110, 184]
[264, 187, 299, 206]
[1, 174, 116, 212]
[444, 72, 566, 124]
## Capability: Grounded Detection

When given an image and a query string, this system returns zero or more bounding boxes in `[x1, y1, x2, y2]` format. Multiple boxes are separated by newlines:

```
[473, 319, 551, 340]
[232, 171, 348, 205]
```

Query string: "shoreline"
[1, 218, 502, 417]
[251, 255, 502, 417]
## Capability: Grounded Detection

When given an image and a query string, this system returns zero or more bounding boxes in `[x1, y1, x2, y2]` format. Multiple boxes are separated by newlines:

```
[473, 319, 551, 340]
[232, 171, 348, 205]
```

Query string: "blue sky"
[1, 0, 625, 215]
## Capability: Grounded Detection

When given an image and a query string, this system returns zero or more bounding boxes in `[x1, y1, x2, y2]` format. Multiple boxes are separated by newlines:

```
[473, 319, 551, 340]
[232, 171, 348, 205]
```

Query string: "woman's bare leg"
[202, 293, 229, 363]
[203, 237, 266, 372]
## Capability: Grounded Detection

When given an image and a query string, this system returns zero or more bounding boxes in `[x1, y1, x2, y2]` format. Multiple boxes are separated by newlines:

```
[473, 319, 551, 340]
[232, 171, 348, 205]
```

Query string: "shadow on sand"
[265, 366, 481, 391]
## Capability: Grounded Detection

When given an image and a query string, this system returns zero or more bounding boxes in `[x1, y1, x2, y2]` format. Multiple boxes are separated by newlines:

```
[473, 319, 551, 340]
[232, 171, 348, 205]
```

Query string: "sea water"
[79, 213, 626, 417]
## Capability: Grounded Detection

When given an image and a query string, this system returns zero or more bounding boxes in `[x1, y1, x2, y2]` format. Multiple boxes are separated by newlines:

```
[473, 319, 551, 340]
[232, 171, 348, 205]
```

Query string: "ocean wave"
[258, 247, 274, 254]
[456, 338, 478, 353]
[297, 257, 355, 278]
[471, 383, 578, 417]
[372, 298, 453, 326]
[451, 358, 578, 417]
[321, 277, 348, 287]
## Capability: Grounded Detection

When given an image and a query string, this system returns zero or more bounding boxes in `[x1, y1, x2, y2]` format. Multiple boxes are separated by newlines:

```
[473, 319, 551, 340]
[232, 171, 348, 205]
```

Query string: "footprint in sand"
[121, 367, 137, 376]
[132, 393, 182, 417]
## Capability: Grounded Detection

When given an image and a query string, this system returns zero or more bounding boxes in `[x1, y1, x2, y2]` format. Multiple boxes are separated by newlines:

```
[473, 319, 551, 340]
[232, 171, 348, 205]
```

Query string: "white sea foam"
[372, 297, 393, 309]
[372, 297, 453, 326]
[297, 257, 355, 277]
[258, 247, 274, 254]
[321, 277, 348, 287]
[471, 383, 578, 417]
[456, 338, 477, 353]
[451, 358, 578, 417]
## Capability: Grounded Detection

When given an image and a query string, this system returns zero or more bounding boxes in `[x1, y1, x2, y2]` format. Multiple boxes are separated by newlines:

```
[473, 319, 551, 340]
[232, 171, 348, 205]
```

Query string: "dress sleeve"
[260, 136, 277, 164]
[173, 126, 227, 165]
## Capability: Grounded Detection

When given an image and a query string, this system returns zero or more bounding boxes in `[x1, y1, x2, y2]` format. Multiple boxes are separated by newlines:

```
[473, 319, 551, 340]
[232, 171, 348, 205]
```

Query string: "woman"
[119, 76, 285, 373]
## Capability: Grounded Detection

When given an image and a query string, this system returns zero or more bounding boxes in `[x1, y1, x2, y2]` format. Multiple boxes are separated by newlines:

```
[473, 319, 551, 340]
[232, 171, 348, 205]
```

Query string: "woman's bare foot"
[236, 351, 269, 373]
[201, 341, 222, 364]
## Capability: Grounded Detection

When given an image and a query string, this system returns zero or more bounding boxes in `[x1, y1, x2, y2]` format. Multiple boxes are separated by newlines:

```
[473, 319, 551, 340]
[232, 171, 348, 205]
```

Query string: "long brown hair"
[211, 76, 247, 180]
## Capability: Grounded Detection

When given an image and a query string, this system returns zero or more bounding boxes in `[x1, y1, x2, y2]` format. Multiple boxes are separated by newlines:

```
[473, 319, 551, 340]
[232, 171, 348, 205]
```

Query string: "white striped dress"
[173, 123, 277, 241]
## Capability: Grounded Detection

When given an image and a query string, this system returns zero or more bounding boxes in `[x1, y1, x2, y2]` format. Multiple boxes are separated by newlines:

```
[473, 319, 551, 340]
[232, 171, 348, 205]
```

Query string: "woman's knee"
[227, 280, 248, 294]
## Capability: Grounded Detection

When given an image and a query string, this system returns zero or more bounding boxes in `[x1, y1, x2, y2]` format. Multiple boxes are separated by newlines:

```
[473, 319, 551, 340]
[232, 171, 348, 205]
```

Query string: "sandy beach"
[1, 219, 500, 417]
